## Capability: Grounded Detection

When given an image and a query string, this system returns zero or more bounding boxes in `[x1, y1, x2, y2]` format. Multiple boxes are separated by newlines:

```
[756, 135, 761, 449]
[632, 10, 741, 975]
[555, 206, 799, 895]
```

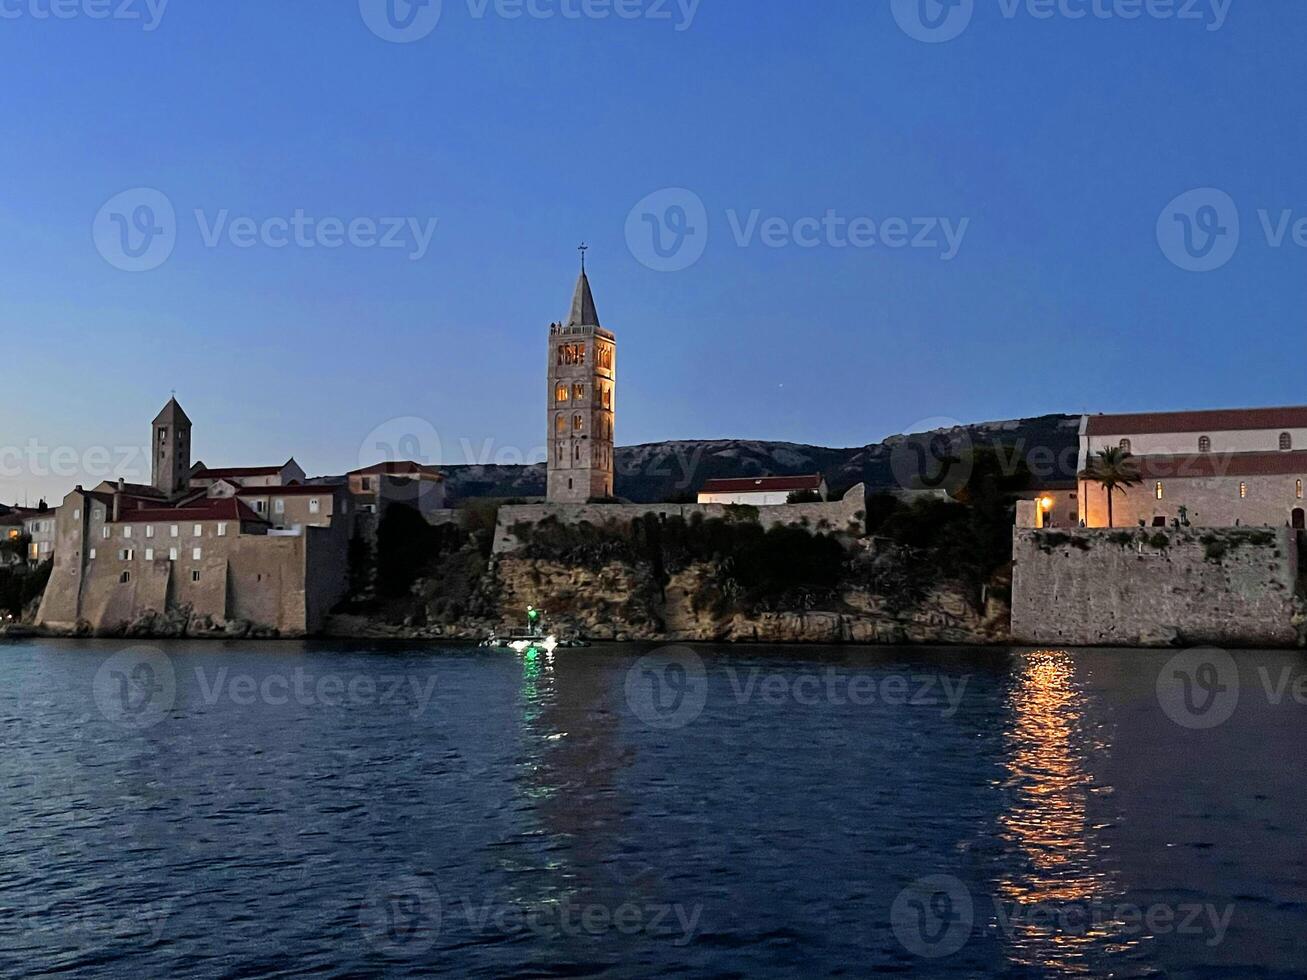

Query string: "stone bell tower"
[152, 396, 192, 499]
[547, 250, 616, 503]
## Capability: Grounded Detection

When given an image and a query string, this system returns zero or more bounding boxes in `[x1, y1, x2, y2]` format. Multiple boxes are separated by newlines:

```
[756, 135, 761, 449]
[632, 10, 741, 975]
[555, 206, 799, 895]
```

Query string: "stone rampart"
[491, 484, 866, 554]
[1011, 526, 1302, 647]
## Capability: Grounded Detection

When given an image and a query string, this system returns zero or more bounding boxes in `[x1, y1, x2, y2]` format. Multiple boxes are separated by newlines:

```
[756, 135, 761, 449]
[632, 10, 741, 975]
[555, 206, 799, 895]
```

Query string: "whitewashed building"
[697, 474, 828, 507]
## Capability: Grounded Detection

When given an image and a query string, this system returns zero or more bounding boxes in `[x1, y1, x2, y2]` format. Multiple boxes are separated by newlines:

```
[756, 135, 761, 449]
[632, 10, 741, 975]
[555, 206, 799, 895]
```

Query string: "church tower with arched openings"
[547, 252, 616, 503]
[152, 396, 192, 498]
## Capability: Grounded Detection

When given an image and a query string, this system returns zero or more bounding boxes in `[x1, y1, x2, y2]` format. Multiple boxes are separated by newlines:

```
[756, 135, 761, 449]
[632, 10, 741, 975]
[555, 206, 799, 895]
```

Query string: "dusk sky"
[2, 0, 1305, 503]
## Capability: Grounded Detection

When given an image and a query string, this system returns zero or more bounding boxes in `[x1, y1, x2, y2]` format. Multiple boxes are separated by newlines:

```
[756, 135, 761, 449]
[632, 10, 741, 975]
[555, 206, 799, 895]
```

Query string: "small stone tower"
[547, 258, 616, 503]
[152, 396, 192, 498]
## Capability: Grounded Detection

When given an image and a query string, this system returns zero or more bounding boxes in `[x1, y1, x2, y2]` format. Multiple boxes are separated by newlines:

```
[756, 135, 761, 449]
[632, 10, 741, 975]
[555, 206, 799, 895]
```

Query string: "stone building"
[347, 461, 446, 517]
[35, 399, 350, 635]
[1079, 406, 1307, 528]
[546, 261, 616, 503]
[697, 474, 828, 506]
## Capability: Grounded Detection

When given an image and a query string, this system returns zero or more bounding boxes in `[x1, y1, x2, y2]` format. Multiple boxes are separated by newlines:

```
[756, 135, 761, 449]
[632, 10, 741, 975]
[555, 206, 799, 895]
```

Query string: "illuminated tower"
[547, 250, 616, 503]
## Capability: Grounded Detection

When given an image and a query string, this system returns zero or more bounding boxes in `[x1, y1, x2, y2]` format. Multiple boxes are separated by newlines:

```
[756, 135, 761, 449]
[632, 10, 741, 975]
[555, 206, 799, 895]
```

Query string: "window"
[72, 508, 80, 520]
[361, 477, 373, 491]
[273, 499, 284, 514]
[555, 415, 567, 435]
[193, 524, 203, 537]
[119, 571, 131, 584]
[602, 386, 612, 408]
[146, 525, 155, 538]
[573, 414, 584, 432]
[170, 525, 179, 538]
[168, 548, 178, 561]
[118, 549, 134, 561]
[1119, 439, 1131, 453]
[557, 343, 586, 366]
[145, 548, 154, 561]
[191, 570, 201, 582]
[1198, 436, 1211, 453]
[1281, 432, 1293, 451]
[123, 526, 132, 539]
[555, 384, 569, 403]
[93, 508, 103, 521]
[1239, 482, 1248, 499]
[88, 548, 96, 560]
[192, 548, 202, 561]
[1298, 480, 1304, 500]
[1155, 482, 1164, 500]
[308, 499, 320, 515]
[28, 544, 38, 560]
[102, 527, 110, 540]
[217, 522, 228, 537]
[253, 500, 266, 513]
[573, 383, 585, 401]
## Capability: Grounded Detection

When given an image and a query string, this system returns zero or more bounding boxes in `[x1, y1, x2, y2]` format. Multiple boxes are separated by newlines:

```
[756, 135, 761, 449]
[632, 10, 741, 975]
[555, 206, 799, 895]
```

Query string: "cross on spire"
[578, 242, 588, 272]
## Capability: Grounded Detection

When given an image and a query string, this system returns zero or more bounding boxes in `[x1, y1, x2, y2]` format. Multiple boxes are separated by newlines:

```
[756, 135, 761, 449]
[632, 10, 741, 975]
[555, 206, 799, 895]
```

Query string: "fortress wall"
[1011, 526, 1301, 647]
[492, 484, 866, 555]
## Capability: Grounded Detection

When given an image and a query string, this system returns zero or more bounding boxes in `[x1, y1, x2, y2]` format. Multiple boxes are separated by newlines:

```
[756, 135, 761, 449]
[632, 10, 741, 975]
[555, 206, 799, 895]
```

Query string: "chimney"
[113, 478, 124, 523]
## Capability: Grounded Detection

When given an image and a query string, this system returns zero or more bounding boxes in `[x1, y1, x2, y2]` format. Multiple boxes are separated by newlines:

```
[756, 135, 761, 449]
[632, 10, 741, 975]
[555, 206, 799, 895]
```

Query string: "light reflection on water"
[997, 649, 1142, 973]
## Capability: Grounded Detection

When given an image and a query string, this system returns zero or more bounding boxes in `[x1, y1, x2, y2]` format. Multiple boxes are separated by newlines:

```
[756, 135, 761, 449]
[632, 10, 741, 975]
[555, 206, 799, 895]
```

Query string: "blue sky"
[2, 0, 1305, 503]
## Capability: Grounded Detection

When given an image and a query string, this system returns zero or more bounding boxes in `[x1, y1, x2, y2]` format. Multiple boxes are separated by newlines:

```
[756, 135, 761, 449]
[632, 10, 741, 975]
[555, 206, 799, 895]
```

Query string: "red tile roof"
[700, 474, 824, 494]
[1086, 407, 1307, 436]
[192, 462, 291, 479]
[1131, 451, 1307, 479]
[111, 497, 267, 524]
[349, 461, 443, 479]
[236, 484, 343, 497]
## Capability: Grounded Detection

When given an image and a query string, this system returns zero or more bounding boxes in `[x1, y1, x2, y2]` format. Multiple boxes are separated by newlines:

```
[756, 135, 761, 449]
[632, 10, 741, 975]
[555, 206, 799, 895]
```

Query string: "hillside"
[439, 414, 1081, 504]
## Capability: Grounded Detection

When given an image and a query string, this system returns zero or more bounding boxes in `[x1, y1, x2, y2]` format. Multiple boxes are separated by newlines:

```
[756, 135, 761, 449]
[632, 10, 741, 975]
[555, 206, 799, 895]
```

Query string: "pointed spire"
[567, 248, 601, 328]
[153, 396, 191, 427]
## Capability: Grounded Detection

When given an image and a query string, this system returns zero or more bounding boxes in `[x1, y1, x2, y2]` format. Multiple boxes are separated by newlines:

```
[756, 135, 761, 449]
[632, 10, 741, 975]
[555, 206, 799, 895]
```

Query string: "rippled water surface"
[1, 640, 1305, 977]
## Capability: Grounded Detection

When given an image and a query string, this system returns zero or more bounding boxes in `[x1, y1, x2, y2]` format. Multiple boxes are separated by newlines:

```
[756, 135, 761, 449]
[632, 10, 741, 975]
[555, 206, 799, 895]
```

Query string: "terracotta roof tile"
[111, 497, 267, 524]
[349, 461, 443, 479]
[1086, 407, 1307, 436]
[700, 474, 824, 494]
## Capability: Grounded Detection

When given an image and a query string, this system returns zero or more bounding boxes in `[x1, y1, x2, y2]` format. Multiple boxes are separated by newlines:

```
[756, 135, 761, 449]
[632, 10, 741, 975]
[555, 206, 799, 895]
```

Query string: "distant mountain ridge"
[439, 414, 1081, 504]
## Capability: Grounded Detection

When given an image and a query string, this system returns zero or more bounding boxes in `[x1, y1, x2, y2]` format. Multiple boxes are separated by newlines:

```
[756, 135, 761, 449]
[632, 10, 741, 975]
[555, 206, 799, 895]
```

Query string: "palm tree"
[1085, 446, 1142, 528]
